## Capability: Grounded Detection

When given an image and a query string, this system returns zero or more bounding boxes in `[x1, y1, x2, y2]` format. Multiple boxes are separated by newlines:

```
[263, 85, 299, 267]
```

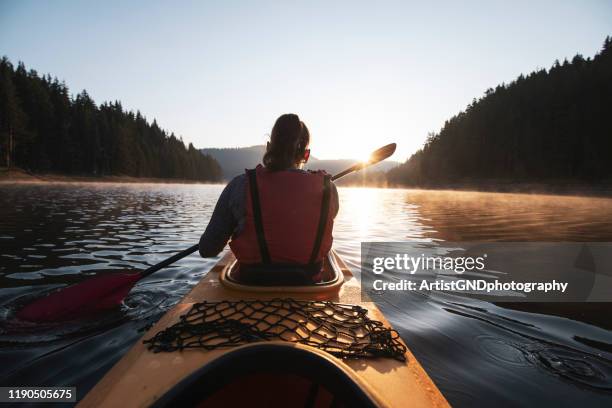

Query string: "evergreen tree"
[0, 58, 26, 168]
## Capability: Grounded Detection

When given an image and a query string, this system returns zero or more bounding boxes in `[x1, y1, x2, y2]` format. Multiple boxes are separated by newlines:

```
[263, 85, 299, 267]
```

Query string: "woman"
[199, 113, 339, 284]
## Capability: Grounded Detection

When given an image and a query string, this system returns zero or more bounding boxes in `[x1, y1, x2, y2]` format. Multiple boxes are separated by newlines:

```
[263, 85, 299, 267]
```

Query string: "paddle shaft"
[331, 165, 358, 181]
[140, 243, 200, 279]
[138, 145, 395, 280]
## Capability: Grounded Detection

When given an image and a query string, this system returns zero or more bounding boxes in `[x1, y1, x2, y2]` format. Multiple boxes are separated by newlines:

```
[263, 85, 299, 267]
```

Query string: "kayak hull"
[79, 251, 449, 408]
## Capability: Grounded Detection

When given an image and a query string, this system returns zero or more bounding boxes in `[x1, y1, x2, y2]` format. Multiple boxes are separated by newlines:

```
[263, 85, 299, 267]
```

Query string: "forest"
[0, 58, 222, 181]
[387, 37, 612, 186]
[3, 36, 610, 186]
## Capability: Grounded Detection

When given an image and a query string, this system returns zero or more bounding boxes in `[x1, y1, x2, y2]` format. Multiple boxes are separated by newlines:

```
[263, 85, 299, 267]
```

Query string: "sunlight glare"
[342, 188, 378, 239]
[358, 149, 373, 163]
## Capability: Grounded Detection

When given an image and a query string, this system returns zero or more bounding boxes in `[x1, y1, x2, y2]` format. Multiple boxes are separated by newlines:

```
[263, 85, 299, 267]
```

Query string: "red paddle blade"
[16, 272, 142, 322]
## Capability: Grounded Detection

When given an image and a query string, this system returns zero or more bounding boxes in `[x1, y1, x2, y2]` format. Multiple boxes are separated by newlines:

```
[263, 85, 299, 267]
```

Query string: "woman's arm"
[330, 181, 339, 219]
[199, 176, 243, 257]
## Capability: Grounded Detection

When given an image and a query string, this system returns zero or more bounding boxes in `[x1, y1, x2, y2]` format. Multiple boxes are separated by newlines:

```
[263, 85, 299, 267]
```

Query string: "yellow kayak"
[79, 250, 449, 408]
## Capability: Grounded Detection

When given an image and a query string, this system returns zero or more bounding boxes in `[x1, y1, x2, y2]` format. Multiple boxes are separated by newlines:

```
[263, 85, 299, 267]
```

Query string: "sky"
[1, 1, 611, 161]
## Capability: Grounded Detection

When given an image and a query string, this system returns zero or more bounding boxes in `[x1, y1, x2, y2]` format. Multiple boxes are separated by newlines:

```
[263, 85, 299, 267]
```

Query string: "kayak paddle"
[16, 244, 199, 321]
[331, 143, 397, 180]
[16, 143, 396, 322]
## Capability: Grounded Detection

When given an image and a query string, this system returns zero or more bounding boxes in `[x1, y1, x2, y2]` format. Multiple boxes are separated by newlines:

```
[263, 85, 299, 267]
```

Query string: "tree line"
[388, 37, 612, 186]
[0, 58, 222, 181]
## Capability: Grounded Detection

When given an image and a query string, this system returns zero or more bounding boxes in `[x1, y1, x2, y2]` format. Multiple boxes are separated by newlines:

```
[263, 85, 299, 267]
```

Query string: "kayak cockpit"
[219, 253, 344, 293]
[151, 342, 377, 408]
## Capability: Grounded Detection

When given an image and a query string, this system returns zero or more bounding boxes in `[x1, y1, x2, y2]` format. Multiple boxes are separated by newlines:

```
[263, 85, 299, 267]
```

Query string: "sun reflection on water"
[340, 187, 378, 240]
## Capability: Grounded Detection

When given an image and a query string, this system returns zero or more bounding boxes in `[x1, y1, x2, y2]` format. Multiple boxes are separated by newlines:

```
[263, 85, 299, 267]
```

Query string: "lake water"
[1, 183, 611, 406]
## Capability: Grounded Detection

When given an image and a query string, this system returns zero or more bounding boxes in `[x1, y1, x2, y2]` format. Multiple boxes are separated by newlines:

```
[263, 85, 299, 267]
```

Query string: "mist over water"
[1, 183, 611, 406]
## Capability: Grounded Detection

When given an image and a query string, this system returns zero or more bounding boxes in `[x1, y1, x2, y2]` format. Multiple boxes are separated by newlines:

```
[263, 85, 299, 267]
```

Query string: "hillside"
[201, 145, 398, 183]
[0, 58, 223, 182]
[200, 145, 266, 179]
[388, 37, 612, 187]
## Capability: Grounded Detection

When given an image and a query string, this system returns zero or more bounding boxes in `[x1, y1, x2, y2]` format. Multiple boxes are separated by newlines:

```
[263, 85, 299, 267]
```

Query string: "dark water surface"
[1, 183, 611, 406]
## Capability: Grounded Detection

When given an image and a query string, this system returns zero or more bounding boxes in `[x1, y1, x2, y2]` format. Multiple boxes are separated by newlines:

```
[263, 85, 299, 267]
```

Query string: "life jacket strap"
[247, 169, 271, 264]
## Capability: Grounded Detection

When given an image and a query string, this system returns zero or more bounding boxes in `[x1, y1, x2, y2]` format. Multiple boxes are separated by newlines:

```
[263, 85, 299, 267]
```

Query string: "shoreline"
[339, 178, 612, 198]
[2, 168, 610, 198]
[386, 179, 612, 198]
[0, 168, 223, 186]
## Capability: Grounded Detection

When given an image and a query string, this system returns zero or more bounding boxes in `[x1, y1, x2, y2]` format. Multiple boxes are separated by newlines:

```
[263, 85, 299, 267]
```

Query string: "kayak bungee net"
[143, 298, 407, 361]
[79, 251, 449, 408]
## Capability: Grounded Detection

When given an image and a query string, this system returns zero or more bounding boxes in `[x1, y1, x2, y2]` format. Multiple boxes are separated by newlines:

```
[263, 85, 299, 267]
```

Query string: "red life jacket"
[229, 165, 335, 281]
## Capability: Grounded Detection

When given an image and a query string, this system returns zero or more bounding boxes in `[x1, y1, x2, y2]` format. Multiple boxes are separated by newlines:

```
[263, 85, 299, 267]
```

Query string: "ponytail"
[263, 114, 310, 171]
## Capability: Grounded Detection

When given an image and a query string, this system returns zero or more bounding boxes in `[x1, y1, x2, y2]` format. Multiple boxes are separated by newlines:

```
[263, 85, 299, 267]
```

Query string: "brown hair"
[263, 114, 310, 171]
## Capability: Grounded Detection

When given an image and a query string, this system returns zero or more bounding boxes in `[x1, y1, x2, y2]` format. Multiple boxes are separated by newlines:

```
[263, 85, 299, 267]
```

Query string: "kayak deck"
[79, 251, 449, 408]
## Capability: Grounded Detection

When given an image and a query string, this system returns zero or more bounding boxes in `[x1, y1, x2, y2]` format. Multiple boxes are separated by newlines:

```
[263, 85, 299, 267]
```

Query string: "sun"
[355, 147, 373, 163]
